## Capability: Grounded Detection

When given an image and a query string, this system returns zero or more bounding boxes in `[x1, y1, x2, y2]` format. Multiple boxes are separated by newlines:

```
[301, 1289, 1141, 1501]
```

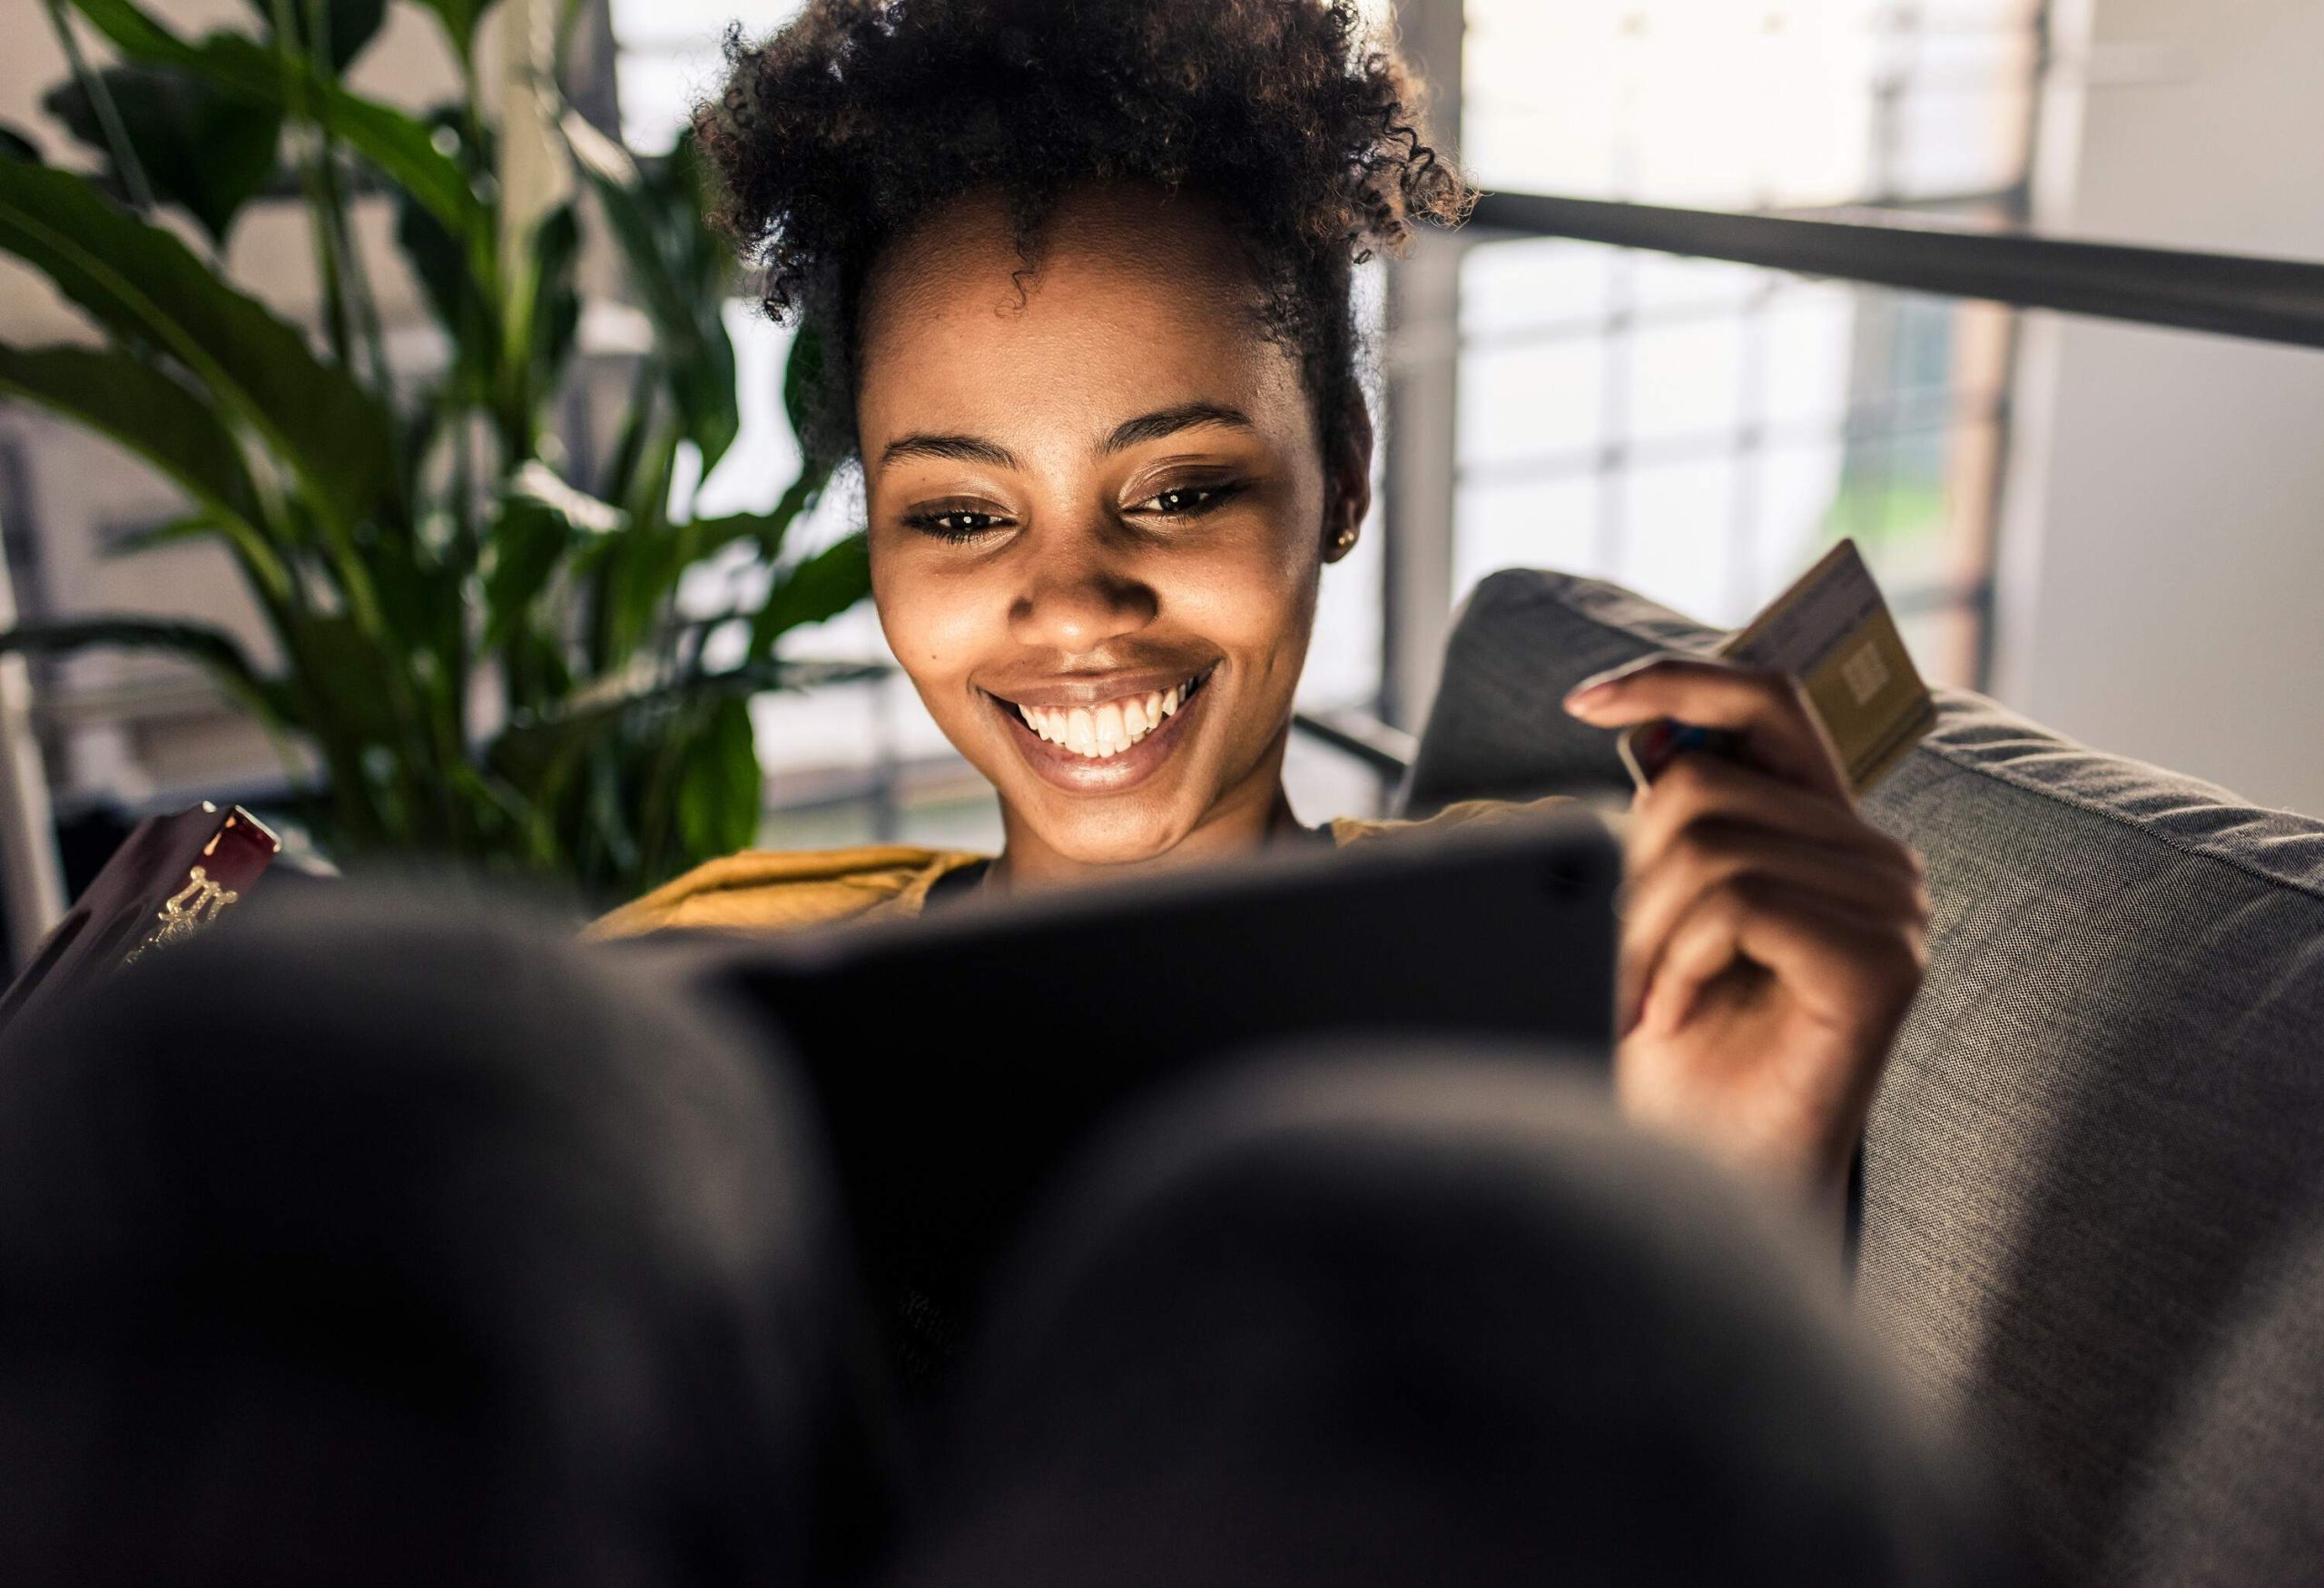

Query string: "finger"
[1618, 825, 1927, 1033]
[1620, 828, 1922, 1037]
[1564, 654, 1849, 805]
[1730, 888, 1927, 1102]
[1644, 876, 1925, 1044]
[1636, 883, 1749, 1040]
[1624, 751, 1924, 884]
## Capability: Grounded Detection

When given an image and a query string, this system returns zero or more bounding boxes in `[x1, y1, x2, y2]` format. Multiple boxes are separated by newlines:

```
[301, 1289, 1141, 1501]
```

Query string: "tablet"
[667, 803, 1619, 1378]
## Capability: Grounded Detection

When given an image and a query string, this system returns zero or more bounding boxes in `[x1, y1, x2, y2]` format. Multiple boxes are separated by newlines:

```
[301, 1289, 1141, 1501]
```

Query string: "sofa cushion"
[2109, 1193, 2324, 1588]
[1409, 568, 2324, 1587]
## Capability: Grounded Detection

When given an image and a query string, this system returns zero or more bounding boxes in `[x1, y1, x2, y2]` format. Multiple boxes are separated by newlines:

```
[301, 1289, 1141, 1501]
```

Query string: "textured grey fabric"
[2109, 1196, 2324, 1588]
[1408, 568, 2324, 1588]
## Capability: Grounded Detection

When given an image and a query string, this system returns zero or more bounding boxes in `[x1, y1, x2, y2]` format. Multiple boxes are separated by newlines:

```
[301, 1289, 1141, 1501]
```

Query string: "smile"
[1010, 669, 1212, 761]
[982, 664, 1217, 794]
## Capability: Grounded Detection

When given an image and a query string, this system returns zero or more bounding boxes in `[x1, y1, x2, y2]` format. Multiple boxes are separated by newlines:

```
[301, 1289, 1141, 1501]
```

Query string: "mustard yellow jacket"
[587, 798, 1563, 941]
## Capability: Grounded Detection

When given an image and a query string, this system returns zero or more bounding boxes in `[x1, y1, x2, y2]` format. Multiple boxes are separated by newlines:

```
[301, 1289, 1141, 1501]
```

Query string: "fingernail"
[1563, 682, 1613, 712]
[1568, 655, 1666, 705]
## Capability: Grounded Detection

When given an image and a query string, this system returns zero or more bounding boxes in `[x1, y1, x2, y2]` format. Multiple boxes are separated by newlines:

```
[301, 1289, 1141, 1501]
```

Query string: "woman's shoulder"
[590, 796, 1580, 940]
[586, 844, 991, 941]
[1328, 794, 1579, 849]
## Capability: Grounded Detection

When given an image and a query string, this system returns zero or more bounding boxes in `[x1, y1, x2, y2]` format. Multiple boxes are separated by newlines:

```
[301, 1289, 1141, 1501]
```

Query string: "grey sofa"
[1408, 569, 2324, 1588]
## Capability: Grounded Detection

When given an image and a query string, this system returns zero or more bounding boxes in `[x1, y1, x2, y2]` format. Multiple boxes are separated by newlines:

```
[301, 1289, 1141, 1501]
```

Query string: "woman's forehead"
[855, 187, 1305, 431]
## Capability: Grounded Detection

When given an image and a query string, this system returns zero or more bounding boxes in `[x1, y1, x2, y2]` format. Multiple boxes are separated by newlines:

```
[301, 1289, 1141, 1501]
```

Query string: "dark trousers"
[0, 889, 2012, 1586]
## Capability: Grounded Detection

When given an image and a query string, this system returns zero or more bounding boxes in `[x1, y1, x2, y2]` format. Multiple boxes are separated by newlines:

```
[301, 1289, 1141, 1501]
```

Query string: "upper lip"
[980, 663, 1214, 710]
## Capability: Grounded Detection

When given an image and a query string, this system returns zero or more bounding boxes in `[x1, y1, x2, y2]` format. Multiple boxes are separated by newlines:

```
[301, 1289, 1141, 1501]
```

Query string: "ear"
[1321, 394, 1374, 564]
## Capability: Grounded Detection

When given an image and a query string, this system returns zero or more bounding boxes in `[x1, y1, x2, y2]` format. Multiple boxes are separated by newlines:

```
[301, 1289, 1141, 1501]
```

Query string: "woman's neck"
[989, 774, 1310, 896]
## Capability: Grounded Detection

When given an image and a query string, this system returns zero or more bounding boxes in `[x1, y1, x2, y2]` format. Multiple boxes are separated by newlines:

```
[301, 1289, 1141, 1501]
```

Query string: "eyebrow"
[875, 402, 1256, 474]
[1098, 401, 1256, 455]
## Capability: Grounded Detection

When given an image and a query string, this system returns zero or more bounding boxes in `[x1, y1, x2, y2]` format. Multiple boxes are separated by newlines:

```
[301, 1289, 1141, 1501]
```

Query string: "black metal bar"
[1292, 708, 1417, 777]
[1468, 192, 2324, 351]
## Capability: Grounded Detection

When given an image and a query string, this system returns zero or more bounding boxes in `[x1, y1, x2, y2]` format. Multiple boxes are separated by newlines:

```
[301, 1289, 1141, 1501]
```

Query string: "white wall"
[1995, 0, 2324, 815]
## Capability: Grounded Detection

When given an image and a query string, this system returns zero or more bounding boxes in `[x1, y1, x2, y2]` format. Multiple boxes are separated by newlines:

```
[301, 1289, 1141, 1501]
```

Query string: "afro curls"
[694, 0, 1475, 466]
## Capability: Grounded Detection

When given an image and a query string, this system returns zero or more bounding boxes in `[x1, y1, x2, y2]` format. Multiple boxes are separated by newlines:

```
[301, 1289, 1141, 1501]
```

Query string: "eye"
[904, 508, 1011, 543]
[1130, 481, 1245, 518]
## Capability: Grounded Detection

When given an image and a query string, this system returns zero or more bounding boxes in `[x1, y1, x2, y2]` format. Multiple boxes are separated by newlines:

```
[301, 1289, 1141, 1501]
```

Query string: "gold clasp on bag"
[124, 867, 241, 964]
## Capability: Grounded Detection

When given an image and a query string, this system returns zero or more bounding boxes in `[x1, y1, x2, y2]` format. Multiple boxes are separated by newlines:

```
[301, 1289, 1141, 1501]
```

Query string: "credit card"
[1617, 538, 1936, 795]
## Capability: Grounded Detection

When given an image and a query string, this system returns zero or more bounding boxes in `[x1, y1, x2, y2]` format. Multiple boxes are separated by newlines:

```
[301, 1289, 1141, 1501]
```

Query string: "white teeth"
[1013, 673, 1203, 760]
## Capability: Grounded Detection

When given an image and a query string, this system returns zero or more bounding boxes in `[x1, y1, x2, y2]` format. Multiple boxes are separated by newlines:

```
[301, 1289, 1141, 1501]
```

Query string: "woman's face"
[856, 185, 1365, 872]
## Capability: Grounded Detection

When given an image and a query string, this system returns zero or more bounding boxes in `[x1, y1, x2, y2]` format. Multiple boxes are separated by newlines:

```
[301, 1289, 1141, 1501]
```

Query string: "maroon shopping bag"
[0, 803, 280, 1039]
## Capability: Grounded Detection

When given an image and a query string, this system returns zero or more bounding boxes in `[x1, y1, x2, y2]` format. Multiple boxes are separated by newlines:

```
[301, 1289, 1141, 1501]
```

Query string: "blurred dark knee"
[0, 884, 879, 1588]
[911, 1043, 2016, 1588]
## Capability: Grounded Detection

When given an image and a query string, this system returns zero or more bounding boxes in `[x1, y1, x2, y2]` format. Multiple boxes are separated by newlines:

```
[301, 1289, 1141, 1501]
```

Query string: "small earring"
[1330, 524, 1359, 556]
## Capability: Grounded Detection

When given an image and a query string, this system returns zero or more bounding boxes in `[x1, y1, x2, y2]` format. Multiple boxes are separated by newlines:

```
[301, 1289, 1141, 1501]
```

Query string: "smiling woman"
[591, 0, 1932, 1221]
[596, 0, 1466, 908]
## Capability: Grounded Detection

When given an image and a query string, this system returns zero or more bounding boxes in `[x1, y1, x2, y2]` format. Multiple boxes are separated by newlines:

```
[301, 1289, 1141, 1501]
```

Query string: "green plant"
[0, 0, 872, 903]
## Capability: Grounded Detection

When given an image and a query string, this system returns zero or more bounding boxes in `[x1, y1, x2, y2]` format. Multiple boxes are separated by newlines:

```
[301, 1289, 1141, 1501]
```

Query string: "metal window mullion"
[0, 463, 67, 970]
[1378, 0, 1466, 734]
[1967, 0, 2054, 694]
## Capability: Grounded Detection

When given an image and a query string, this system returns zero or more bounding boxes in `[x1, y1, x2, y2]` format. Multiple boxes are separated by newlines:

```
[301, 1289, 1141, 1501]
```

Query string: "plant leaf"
[391, 125, 495, 396]
[290, 614, 406, 748]
[0, 615, 288, 724]
[783, 316, 833, 473]
[667, 694, 760, 875]
[0, 159, 396, 530]
[238, 0, 385, 74]
[0, 342, 267, 532]
[0, 343, 302, 615]
[748, 533, 871, 656]
[509, 459, 625, 533]
[522, 202, 583, 404]
[482, 492, 576, 648]
[684, 504, 806, 567]
[43, 65, 280, 244]
[310, 73, 479, 234]
[59, 0, 192, 67]
[409, 0, 499, 66]
[494, 656, 881, 764]
[66, 0, 479, 234]
[565, 114, 739, 471]
[103, 513, 214, 555]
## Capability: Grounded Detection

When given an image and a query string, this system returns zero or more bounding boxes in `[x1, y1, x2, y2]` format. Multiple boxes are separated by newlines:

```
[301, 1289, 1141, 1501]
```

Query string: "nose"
[1007, 530, 1158, 656]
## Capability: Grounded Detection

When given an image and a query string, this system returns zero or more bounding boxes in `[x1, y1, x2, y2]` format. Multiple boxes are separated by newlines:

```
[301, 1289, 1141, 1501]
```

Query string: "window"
[606, 0, 789, 154]
[1452, 0, 2047, 686]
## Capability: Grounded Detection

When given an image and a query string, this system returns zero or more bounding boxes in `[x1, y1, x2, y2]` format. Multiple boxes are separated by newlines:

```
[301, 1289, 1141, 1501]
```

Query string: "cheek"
[872, 549, 993, 696]
[1167, 522, 1321, 679]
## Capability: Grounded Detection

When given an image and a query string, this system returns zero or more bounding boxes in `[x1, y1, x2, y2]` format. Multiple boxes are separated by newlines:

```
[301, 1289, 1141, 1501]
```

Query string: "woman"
[596, 0, 1928, 1231]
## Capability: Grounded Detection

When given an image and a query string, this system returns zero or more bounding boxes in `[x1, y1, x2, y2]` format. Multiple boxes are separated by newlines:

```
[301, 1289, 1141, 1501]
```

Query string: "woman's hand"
[1563, 656, 1928, 1228]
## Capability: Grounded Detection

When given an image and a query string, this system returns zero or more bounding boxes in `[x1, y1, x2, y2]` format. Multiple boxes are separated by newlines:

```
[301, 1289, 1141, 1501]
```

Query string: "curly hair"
[694, 0, 1474, 469]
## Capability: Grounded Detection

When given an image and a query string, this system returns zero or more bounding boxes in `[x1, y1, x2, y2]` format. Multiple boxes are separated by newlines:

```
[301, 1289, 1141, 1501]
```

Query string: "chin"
[1026, 797, 1205, 868]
